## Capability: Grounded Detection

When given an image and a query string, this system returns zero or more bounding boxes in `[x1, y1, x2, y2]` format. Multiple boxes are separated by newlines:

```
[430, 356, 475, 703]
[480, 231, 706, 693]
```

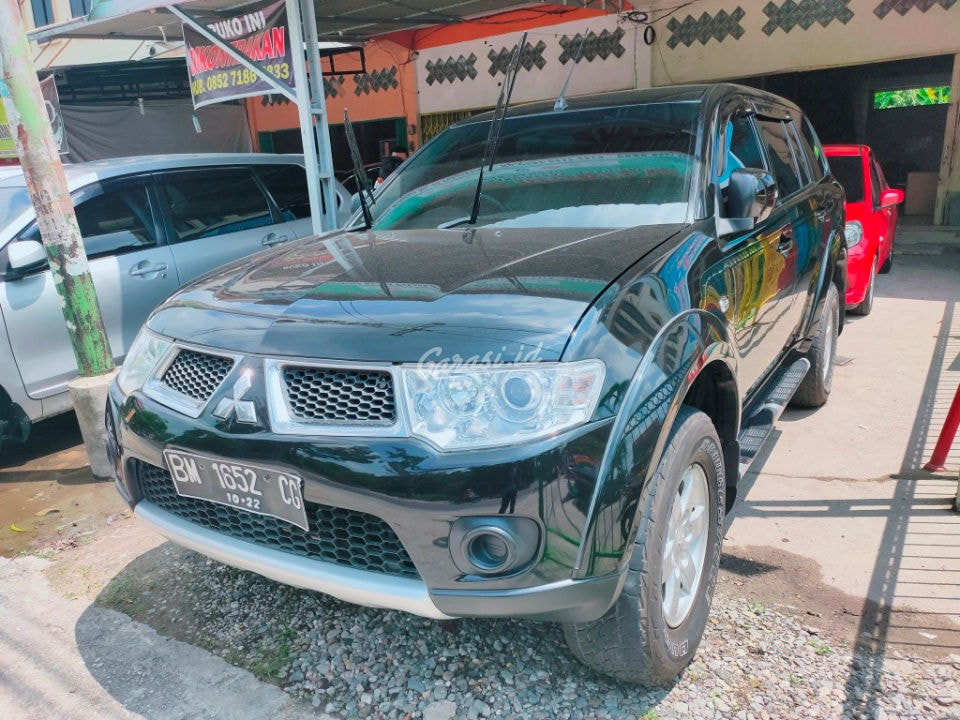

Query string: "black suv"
[106, 84, 845, 684]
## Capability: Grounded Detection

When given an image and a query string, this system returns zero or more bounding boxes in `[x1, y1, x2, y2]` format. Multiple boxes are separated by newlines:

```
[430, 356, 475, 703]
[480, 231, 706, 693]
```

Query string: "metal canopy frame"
[28, 1, 556, 43]
[166, 1, 338, 233]
[30, 0, 612, 234]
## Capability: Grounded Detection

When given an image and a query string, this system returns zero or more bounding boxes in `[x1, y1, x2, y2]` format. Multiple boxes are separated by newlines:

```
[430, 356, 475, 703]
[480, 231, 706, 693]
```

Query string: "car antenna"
[344, 109, 374, 230]
[554, 34, 586, 111]
[467, 32, 527, 226]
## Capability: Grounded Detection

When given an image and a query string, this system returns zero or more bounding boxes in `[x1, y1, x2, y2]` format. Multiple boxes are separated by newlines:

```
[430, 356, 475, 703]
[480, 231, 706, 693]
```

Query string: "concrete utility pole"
[0, 0, 116, 476]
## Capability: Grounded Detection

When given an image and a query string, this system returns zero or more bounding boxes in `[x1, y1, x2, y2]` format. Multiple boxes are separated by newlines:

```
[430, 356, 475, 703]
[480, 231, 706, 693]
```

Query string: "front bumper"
[136, 500, 451, 618]
[107, 386, 623, 623]
[845, 240, 875, 306]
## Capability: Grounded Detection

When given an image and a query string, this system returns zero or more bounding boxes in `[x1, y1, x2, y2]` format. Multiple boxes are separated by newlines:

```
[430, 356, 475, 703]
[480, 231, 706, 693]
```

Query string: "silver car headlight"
[844, 220, 863, 248]
[399, 360, 605, 451]
[116, 329, 172, 396]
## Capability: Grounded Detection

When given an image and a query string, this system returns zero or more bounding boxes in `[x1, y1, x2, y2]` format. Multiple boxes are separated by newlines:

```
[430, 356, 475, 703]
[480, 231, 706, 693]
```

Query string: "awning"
[29, 0, 549, 43]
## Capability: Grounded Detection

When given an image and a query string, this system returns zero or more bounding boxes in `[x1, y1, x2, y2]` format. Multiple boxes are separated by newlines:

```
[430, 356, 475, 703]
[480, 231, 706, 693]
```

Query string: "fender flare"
[572, 309, 737, 578]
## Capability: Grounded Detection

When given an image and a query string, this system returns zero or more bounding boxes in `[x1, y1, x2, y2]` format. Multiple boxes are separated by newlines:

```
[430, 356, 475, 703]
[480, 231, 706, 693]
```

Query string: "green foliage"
[874, 86, 950, 110]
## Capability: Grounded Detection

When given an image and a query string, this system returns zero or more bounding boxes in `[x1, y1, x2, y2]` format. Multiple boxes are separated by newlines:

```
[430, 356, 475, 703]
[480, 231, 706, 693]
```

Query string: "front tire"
[791, 283, 839, 408]
[563, 406, 725, 685]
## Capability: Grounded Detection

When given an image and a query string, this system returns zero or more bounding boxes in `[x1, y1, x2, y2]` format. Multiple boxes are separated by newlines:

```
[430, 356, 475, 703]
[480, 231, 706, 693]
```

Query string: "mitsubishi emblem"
[213, 370, 257, 424]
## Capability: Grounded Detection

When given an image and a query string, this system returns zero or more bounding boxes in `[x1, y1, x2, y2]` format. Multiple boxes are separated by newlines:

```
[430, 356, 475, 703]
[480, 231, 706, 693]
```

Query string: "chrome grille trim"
[143, 344, 241, 419]
[265, 359, 408, 437]
[161, 349, 234, 402]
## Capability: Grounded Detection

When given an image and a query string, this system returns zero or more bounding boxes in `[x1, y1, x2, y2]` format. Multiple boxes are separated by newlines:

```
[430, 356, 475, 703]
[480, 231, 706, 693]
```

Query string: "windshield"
[0, 186, 32, 229]
[828, 155, 864, 203]
[367, 102, 700, 231]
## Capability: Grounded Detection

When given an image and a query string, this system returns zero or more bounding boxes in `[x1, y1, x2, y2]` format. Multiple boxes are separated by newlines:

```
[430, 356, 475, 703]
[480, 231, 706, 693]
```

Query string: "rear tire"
[791, 283, 839, 408]
[849, 261, 876, 316]
[563, 406, 725, 685]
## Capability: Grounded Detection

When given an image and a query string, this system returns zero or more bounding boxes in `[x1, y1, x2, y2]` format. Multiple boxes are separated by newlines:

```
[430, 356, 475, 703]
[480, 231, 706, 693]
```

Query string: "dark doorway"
[261, 117, 404, 179]
[739, 55, 953, 206]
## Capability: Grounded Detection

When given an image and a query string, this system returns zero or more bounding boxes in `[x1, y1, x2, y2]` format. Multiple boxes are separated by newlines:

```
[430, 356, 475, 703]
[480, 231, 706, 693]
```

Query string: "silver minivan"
[0, 154, 349, 447]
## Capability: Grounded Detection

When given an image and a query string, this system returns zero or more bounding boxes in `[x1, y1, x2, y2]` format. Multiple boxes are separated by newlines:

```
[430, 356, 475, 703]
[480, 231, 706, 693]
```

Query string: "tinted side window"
[722, 116, 766, 177]
[75, 185, 157, 259]
[757, 120, 802, 198]
[161, 169, 273, 242]
[3, 185, 156, 273]
[258, 164, 312, 220]
[801, 117, 829, 179]
[870, 159, 883, 206]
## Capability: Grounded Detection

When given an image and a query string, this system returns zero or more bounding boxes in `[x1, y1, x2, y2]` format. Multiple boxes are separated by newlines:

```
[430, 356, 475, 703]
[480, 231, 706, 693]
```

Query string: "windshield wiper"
[467, 32, 527, 226]
[344, 109, 374, 230]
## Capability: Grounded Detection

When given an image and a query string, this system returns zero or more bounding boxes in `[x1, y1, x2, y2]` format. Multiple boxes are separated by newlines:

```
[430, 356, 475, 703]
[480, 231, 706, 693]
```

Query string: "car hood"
[148, 225, 684, 362]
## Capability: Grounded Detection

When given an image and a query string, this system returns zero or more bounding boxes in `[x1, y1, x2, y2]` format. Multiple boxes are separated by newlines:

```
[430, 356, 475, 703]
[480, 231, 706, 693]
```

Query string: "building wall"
[645, 0, 960, 224]
[24, 0, 167, 71]
[245, 5, 640, 154]
[647, 0, 959, 84]
[245, 38, 418, 151]
[413, 11, 649, 116]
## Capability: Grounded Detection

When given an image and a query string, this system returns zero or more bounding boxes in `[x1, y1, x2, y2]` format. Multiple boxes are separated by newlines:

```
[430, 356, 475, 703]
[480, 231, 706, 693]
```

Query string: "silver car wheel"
[661, 462, 710, 628]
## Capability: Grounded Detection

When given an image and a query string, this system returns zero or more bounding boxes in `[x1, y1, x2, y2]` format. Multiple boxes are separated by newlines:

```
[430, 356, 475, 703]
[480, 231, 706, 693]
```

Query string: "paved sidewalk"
[0, 554, 324, 720]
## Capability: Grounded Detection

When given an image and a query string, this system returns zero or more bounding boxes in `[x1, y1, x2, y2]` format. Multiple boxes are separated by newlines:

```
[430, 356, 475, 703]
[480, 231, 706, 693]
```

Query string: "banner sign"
[0, 77, 68, 159]
[41, 76, 69, 156]
[184, 0, 294, 110]
[0, 102, 14, 159]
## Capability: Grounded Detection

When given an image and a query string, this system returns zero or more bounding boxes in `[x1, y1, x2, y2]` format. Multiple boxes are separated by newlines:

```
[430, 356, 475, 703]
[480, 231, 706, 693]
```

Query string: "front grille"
[160, 350, 234, 402]
[281, 366, 396, 425]
[137, 462, 418, 579]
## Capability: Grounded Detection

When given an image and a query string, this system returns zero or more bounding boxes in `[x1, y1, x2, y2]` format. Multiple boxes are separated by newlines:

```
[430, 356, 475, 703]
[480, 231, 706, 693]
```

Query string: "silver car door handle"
[129, 262, 168, 277]
[262, 233, 290, 247]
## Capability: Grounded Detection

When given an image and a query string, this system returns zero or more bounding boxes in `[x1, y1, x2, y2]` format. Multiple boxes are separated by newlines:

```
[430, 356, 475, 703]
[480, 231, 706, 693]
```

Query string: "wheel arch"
[680, 358, 740, 501]
[572, 309, 738, 579]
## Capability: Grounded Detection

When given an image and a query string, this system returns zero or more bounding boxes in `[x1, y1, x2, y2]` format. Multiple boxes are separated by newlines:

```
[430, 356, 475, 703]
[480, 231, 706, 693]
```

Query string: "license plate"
[163, 449, 309, 531]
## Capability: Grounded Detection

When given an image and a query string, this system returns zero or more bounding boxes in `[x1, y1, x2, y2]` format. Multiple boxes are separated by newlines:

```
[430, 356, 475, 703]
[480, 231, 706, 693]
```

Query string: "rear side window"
[75, 185, 157, 259]
[829, 155, 864, 203]
[161, 169, 273, 242]
[258, 164, 313, 220]
[757, 120, 802, 198]
[797, 117, 826, 181]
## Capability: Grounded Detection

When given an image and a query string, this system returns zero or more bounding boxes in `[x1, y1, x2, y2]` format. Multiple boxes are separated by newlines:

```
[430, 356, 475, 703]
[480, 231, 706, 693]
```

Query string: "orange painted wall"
[247, 4, 620, 150]
[247, 38, 419, 149]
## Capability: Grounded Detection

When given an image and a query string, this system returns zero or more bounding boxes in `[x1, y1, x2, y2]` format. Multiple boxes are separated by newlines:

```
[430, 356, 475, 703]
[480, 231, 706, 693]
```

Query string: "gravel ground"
[102, 546, 959, 720]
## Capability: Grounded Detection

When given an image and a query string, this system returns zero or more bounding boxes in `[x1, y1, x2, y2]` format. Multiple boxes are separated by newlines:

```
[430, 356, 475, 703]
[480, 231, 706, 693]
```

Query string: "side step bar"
[737, 357, 811, 477]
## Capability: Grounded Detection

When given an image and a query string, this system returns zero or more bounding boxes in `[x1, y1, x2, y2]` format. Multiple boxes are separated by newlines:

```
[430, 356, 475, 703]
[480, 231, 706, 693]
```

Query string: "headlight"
[844, 220, 863, 248]
[116, 330, 172, 395]
[399, 360, 605, 451]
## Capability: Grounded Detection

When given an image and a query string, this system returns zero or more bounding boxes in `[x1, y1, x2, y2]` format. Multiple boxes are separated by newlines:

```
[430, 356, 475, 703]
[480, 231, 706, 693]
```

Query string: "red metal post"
[924, 381, 960, 472]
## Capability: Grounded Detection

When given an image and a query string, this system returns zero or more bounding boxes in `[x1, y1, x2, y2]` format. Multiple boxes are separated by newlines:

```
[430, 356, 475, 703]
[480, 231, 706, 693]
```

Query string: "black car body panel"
[108, 83, 845, 623]
[147, 225, 685, 364]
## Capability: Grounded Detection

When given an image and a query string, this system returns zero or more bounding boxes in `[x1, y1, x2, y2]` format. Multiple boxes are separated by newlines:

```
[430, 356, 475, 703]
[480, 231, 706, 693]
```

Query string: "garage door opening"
[739, 54, 955, 224]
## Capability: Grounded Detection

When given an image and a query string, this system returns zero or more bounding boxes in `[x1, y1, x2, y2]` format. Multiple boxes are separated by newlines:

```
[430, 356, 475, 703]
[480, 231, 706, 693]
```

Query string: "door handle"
[262, 233, 290, 247]
[129, 262, 168, 277]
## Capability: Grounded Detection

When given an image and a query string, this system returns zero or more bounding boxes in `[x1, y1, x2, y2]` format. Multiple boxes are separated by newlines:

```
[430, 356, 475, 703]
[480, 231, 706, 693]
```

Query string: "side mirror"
[880, 188, 904, 207]
[8, 239, 46, 275]
[726, 168, 779, 223]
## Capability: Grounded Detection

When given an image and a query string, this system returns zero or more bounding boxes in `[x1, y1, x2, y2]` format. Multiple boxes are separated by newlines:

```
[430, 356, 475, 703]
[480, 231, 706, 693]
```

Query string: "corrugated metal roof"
[29, 1, 575, 43]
